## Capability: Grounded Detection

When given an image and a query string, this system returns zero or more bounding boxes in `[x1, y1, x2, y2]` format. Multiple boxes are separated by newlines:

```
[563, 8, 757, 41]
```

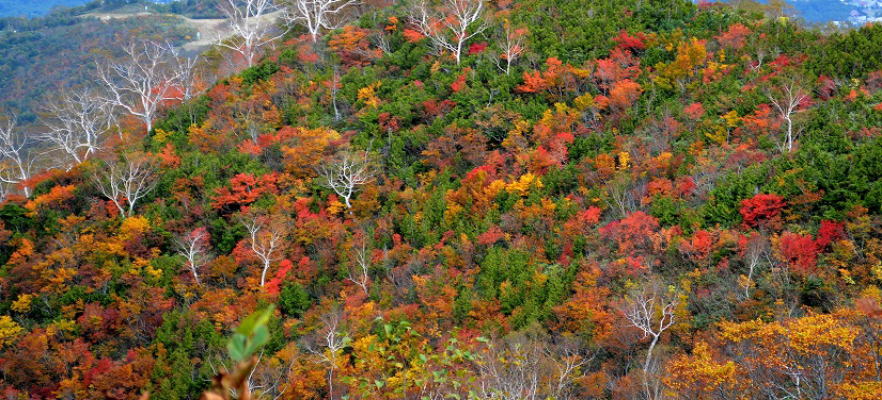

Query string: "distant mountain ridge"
[0, 0, 181, 18]
[698, 0, 882, 24]
[0, 0, 88, 18]
[788, 0, 882, 24]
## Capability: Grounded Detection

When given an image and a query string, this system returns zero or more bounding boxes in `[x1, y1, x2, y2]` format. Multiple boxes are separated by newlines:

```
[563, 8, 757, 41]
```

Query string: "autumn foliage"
[3, 1, 882, 399]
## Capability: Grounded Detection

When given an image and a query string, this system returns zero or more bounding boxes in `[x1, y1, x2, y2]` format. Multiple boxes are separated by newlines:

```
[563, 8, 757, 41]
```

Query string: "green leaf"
[236, 305, 275, 335]
[227, 334, 247, 361]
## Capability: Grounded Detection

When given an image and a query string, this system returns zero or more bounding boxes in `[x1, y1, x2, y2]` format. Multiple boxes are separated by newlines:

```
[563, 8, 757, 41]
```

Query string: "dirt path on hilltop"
[83, 10, 284, 52]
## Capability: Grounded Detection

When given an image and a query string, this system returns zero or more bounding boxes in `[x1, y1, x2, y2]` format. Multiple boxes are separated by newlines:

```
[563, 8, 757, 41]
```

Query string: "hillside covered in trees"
[2, 0, 882, 399]
[0, 1, 201, 125]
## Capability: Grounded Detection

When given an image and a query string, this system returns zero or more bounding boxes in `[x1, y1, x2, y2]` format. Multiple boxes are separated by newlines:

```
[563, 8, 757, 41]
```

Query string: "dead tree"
[0, 115, 36, 197]
[218, 0, 288, 67]
[41, 89, 116, 166]
[283, 0, 360, 43]
[766, 78, 809, 153]
[741, 233, 771, 299]
[409, 0, 488, 65]
[239, 211, 289, 286]
[301, 307, 348, 400]
[495, 20, 527, 75]
[98, 41, 181, 133]
[174, 227, 212, 285]
[167, 46, 203, 102]
[347, 234, 371, 294]
[621, 281, 678, 400]
[472, 334, 589, 400]
[318, 151, 376, 209]
[93, 152, 159, 217]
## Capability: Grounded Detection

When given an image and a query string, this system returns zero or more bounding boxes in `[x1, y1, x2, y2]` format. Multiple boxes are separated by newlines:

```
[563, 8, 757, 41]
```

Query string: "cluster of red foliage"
[740, 193, 786, 229]
[212, 173, 280, 211]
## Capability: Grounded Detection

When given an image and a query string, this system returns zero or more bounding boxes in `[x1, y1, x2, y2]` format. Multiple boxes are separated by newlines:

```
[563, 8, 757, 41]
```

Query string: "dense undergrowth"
[2, 0, 882, 399]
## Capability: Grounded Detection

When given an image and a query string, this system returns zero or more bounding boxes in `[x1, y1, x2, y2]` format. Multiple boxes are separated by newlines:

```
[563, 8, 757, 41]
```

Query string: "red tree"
[778, 232, 818, 275]
[740, 193, 786, 229]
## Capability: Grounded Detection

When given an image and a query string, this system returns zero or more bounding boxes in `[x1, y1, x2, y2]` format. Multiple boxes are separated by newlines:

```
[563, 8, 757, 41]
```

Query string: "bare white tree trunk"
[472, 335, 589, 400]
[240, 212, 289, 286]
[741, 233, 771, 299]
[766, 80, 809, 153]
[0, 116, 36, 197]
[302, 308, 348, 400]
[218, 0, 288, 67]
[318, 150, 376, 209]
[409, 0, 488, 65]
[496, 21, 527, 75]
[622, 281, 678, 400]
[175, 227, 212, 285]
[347, 237, 370, 294]
[283, 0, 360, 43]
[98, 41, 183, 133]
[41, 89, 116, 167]
[167, 46, 203, 102]
[93, 152, 159, 217]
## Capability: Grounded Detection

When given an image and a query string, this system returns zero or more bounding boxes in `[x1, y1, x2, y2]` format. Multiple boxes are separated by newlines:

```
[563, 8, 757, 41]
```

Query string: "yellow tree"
[664, 341, 738, 399]
[717, 313, 859, 400]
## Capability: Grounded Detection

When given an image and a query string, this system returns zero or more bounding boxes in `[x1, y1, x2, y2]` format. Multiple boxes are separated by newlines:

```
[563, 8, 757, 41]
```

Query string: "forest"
[0, 1, 197, 125]
[1, 0, 882, 399]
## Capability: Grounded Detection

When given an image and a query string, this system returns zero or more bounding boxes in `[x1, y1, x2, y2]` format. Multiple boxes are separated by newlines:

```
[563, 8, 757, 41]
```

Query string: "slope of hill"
[0, 0, 212, 18]
[0, 13, 194, 124]
[2, 0, 882, 399]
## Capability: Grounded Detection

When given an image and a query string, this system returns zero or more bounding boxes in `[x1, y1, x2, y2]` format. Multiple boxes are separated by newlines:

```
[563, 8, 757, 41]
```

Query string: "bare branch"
[238, 211, 290, 286]
[174, 227, 212, 286]
[741, 233, 770, 299]
[41, 88, 115, 167]
[495, 20, 527, 75]
[97, 41, 181, 133]
[621, 281, 678, 374]
[347, 235, 371, 294]
[92, 152, 159, 217]
[282, 0, 360, 43]
[765, 78, 810, 153]
[166, 45, 203, 102]
[318, 150, 376, 209]
[0, 115, 37, 197]
[301, 307, 348, 400]
[408, 0, 488, 65]
[218, 0, 288, 68]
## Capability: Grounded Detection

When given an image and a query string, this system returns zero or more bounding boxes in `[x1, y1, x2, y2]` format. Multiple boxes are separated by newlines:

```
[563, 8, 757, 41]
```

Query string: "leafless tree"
[472, 334, 590, 400]
[621, 281, 678, 400]
[740, 233, 771, 299]
[282, 0, 360, 43]
[41, 89, 116, 166]
[548, 339, 592, 400]
[495, 20, 527, 75]
[409, 0, 488, 65]
[318, 150, 376, 209]
[247, 350, 295, 400]
[239, 211, 289, 286]
[347, 235, 371, 294]
[93, 152, 159, 217]
[0, 115, 36, 197]
[218, 0, 287, 68]
[605, 173, 638, 218]
[98, 41, 181, 133]
[766, 78, 810, 153]
[302, 307, 348, 400]
[174, 227, 212, 285]
[167, 46, 203, 102]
